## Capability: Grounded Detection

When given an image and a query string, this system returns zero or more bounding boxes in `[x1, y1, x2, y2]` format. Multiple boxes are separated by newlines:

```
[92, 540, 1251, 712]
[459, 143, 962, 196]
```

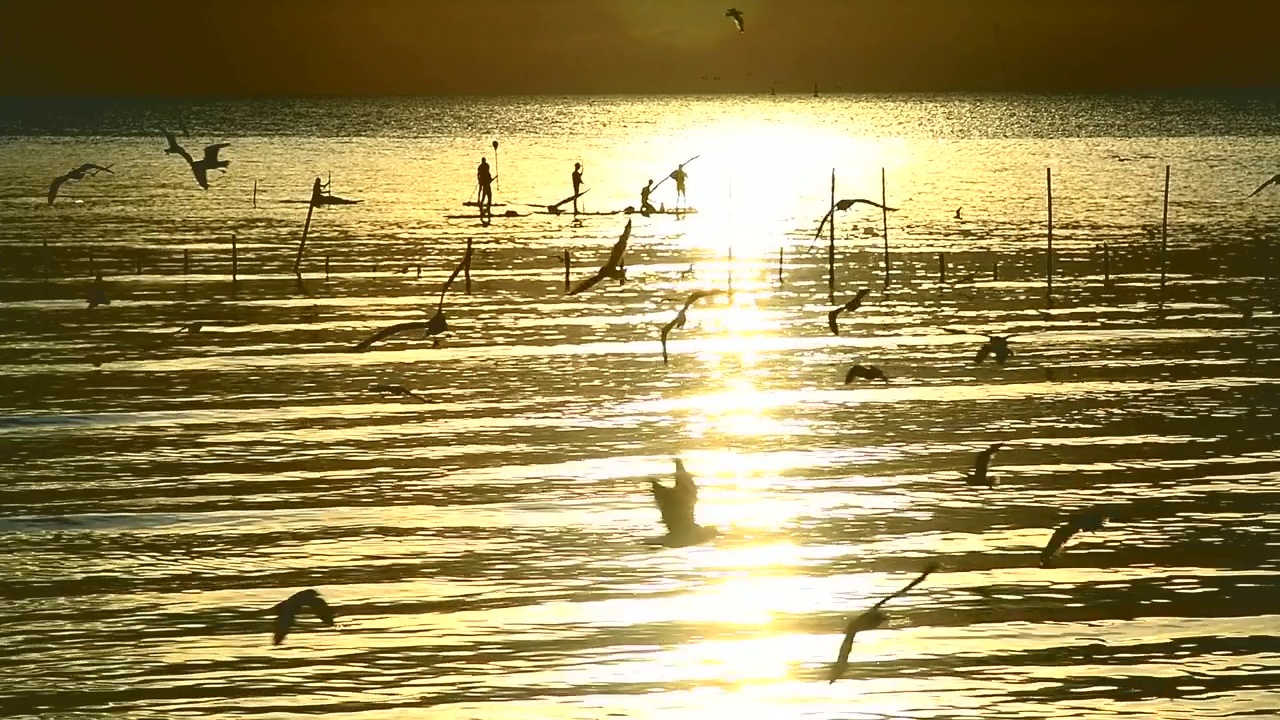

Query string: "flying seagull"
[725, 7, 744, 32]
[189, 143, 231, 190]
[814, 199, 898, 240]
[844, 364, 887, 383]
[1246, 173, 1280, 199]
[368, 383, 430, 404]
[964, 442, 1004, 487]
[568, 219, 631, 295]
[942, 327, 1021, 365]
[649, 459, 718, 548]
[828, 288, 871, 335]
[351, 244, 471, 352]
[954, 207, 962, 220]
[1040, 509, 1107, 568]
[162, 129, 193, 163]
[660, 289, 723, 364]
[47, 163, 113, 205]
[830, 562, 939, 683]
[272, 588, 335, 645]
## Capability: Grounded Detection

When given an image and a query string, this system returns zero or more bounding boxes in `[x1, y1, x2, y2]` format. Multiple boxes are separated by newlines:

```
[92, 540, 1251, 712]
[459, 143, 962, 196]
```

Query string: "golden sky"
[3, 0, 1276, 94]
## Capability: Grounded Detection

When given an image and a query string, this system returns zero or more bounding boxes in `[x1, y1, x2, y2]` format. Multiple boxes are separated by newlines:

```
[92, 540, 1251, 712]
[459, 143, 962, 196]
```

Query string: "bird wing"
[660, 315, 680, 365]
[975, 343, 992, 363]
[437, 245, 473, 309]
[942, 327, 975, 336]
[77, 163, 113, 175]
[568, 270, 606, 296]
[846, 199, 898, 212]
[651, 480, 695, 534]
[844, 288, 870, 310]
[203, 143, 230, 163]
[827, 308, 842, 336]
[844, 366, 861, 384]
[350, 320, 436, 352]
[870, 562, 940, 610]
[974, 443, 1002, 476]
[604, 219, 632, 269]
[829, 629, 857, 683]
[304, 593, 335, 626]
[1247, 174, 1280, 199]
[1040, 521, 1081, 567]
[48, 174, 70, 205]
[163, 130, 194, 163]
[191, 163, 210, 189]
[828, 607, 885, 683]
[272, 605, 296, 645]
[813, 208, 836, 240]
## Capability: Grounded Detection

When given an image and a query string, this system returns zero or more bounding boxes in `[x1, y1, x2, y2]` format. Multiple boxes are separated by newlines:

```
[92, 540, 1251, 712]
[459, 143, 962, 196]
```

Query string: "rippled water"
[1, 95, 1278, 719]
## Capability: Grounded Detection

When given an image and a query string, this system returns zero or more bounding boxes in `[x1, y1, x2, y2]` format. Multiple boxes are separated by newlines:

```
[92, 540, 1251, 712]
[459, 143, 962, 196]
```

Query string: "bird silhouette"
[1247, 173, 1280, 199]
[272, 588, 335, 645]
[942, 327, 1020, 365]
[828, 289, 871, 335]
[174, 322, 203, 334]
[368, 383, 430, 404]
[650, 459, 718, 547]
[351, 244, 470, 352]
[162, 129, 193, 163]
[1040, 509, 1107, 568]
[568, 219, 631, 295]
[964, 442, 1004, 487]
[47, 163, 113, 205]
[954, 207, 962, 220]
[189, 143, 231, 189]
[830, 562, 939, 683]
[660, 290, 723, 364]
[725, 7, 745, 32]
[814, 199, 898, 240]
[844, 364, 887, 383]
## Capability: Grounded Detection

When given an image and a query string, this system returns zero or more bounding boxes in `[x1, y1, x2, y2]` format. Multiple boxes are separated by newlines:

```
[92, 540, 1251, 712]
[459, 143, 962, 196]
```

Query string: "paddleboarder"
[670, 164, 688, 207]
[640, 179, 657, 215]
[572, 162, 584, 213]
[477, 157, 494, 212]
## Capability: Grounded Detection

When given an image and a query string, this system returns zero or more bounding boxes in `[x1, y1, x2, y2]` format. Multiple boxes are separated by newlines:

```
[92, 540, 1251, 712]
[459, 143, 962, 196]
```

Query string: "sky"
[2, 0, 1276, 95]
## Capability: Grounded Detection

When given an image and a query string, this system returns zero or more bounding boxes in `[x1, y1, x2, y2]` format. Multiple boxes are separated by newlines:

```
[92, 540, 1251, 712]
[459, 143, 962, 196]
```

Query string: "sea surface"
[0, 94, 1278, 719]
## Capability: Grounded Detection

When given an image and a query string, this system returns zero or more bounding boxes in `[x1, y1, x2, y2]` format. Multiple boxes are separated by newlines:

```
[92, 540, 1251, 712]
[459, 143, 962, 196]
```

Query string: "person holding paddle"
[640, 179, 657, 215]
[477, 157, 494, 213]
[572, 162, 584, 213]
[670, 163, 688, 207]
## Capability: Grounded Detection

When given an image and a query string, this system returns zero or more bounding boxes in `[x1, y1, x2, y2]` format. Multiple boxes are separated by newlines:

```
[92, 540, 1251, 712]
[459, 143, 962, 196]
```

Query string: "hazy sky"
[3, 0, 1276, 95]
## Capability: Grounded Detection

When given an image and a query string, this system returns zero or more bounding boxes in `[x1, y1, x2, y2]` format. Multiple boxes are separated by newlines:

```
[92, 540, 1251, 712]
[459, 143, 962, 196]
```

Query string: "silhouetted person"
[477, 157, 494, 212]
[310, 177, 327, 205]
[87, 274, 109, 309]
[640, 179, 657, 214]
[670, 164, 688, 207]
[572, 162, 584, 213]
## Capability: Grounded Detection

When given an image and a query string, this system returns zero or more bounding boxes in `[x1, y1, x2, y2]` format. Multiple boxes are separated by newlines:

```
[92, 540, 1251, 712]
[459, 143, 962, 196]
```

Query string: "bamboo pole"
[464, 238, 473, 294]
[828, 169, 836, 305]
[294, 201, 316, 276]
[563, 250, 570, 292]
[183, 249, 189, 275]
[1046, 168, 1054, 310]
[252, 180, 258, 209]
[991, 260, 999, 282]
[881, 167, 890, 289]
[231, 234, 238, 282]
[778, 246, 784, 286]
[1160, 165, 1170, 307]
[325, 256, 331, 279]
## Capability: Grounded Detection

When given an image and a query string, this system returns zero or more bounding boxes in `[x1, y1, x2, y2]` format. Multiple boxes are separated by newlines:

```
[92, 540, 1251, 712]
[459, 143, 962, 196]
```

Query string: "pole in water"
[42, 239, 49, 282]
[231, 234, 238, 283]
[492, 140, 500, 194]
[992, 259, 999, 282]
[325, 255, 331, 279]
[135, 251, 142, 275]
[1160, 164, 1170, 308]
[294, 197, 316, 276]
[881, 167, 890, 289]
[89, 255, 95, 276]
[183, 249, 189, 275]
[778, 246, 784, 287]
[1102, 242, 1111, 286]
[1046, 167, 1054, 310]
[938, 252, 947, 284]
[828, 168, 836, 305]
[464, 238, 473, 294]
[563, 249, 570, 292]
[252, 180, 257, 209]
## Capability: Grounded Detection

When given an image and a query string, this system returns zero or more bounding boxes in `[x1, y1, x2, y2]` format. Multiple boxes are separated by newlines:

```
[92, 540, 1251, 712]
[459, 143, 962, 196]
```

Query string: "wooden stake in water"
[563, 250, 571, 292]
[231, 234, 238, 282]
[1102, 242, 1111, 286]
[464, 238, 473, 294]
[828, 168, 836, 305]
[325, 256, 331, 279]
[42, 240, 48, 283]
[1046, 167, 1054, 310]
[778, 246, 784, 286]
[183, 249, 189, 275]
[1160, 165, 1170, 306]
[252, 180, 258, 209]
[294, 200, 316, 276]
[881, 167, 890, 290]
[992, 260, 999, 282]
[938, 252, 947, 284]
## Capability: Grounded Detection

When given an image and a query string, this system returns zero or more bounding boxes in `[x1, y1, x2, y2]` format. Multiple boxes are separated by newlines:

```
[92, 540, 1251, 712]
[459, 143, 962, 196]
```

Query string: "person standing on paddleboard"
[572, 162, 584, 214]
[670, 164, 688, 208]
[477, 157, 494, 212]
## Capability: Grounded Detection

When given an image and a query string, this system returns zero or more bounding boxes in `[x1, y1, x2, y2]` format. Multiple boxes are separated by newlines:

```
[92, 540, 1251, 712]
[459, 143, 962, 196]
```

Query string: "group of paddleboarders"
[471, 157, 692, 216]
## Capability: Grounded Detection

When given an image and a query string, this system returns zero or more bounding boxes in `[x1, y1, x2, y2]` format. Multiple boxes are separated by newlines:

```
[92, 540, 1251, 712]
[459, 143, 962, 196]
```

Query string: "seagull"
[162, 129, 193, 163]
[1040, 509, 1107, 568]
[679, 263, 695, 280]
[351, 244, 470, 352]
[649, 459, 718, 548]
[272, 588, 335, 645]
[954, 207, 962, 220]
[814, 199, 898, 240]
[47, 163, 113, 205]
[942, 327, 1020, 365]
[964, 442, 1004, 487]
[368, 383, 430, 404]
[1247, 173, 1280, 199]
[568, 219, 631, 295]
[87, 274, 109, 309]
[174, 322, 203, 334]
[830, 562, 939, 683]
[725, 7, 744, 32]
[844, 364, 887, 383]
[660, 289, 723, 364]
[828, 288, 871, 335]
[189, 143, 231, 189]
